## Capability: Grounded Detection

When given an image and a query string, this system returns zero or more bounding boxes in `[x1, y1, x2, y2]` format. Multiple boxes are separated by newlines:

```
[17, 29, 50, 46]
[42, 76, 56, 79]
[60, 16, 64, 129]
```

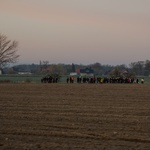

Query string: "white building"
[70, 72, 77, 76]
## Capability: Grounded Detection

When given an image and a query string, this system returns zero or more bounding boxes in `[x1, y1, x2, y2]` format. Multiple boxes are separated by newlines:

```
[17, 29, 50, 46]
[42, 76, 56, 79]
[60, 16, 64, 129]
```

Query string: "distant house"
[18, 72, 32, 75]
[80, 68, 94, 77]
[75, 68, 80, 74]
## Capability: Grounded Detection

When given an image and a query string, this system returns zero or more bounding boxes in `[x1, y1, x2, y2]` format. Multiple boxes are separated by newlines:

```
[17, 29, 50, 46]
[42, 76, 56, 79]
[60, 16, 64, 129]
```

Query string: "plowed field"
[0, 83, 150, 149]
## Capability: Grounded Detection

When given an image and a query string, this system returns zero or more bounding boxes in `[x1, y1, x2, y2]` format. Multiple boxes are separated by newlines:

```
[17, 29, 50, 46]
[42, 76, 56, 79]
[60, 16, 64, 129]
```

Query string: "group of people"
[66, 76, 75, 83]
[41, 75, 145, 84]
[41, 75, 58, 83]
[66, 76, 145, 84]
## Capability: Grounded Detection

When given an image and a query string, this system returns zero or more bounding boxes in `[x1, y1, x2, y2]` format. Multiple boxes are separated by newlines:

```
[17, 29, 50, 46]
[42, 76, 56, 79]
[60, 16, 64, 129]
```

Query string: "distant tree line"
[129, 60, 150, 76]
[1, 33, 149, 77]
[1, 60, 150, 76]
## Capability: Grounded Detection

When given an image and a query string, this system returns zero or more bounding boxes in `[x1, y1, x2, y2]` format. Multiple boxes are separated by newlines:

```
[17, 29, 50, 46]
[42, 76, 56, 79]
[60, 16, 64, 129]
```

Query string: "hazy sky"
[0, 0, 150, 65]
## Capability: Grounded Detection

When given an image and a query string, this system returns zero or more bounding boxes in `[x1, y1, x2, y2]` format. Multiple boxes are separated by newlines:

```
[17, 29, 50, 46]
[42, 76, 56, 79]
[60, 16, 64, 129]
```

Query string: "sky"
[0, 0, 150, 66]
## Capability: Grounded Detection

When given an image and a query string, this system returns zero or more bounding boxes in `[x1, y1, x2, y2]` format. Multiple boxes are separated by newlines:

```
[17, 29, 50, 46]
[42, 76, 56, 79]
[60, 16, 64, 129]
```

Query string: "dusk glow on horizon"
[1, 0, 150, 65]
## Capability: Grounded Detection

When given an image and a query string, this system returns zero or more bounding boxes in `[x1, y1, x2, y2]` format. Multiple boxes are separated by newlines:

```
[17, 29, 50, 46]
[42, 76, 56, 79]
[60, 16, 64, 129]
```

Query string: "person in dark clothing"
[136, 78, 139, 84]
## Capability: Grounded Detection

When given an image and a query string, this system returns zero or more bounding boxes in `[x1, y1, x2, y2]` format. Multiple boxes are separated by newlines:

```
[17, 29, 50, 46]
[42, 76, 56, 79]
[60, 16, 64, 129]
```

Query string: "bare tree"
[0, 34, 19, 67]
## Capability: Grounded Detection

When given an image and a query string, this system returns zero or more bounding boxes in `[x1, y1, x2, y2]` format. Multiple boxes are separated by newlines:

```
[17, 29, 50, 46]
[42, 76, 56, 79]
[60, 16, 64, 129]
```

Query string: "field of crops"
[0, 83, 150, 149]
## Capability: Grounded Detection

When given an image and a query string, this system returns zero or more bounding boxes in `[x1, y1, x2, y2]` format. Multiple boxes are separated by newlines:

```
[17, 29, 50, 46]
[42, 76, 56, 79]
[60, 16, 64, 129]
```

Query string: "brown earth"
[0, 83, 150, 150]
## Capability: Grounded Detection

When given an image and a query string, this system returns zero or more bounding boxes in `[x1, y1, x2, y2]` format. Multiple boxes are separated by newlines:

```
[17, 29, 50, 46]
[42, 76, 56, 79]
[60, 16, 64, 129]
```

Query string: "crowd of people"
[66, 76, 145, 84]
[41, 75, 145, 84]
[41, 75, 58, 83]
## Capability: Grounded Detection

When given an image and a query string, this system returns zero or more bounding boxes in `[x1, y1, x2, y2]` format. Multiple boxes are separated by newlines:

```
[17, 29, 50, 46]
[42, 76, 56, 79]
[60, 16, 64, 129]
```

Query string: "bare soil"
[0, 83, 150, 150]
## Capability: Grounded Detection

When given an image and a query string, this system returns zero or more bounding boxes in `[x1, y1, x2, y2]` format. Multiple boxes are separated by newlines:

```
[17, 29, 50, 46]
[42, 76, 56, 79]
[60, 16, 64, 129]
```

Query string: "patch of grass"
[24, 79, 32, 83]
[0, 79, 13, 83]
